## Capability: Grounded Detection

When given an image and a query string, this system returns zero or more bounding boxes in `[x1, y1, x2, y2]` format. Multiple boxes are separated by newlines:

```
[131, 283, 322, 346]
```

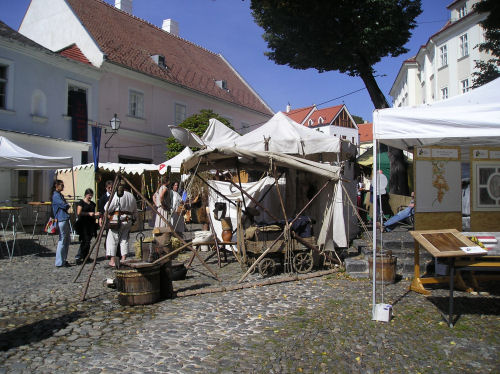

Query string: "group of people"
[50, 176, 184, 268]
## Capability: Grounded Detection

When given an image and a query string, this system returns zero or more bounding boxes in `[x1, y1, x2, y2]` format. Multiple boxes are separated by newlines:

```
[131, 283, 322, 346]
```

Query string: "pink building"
[20, 0, 273, 164]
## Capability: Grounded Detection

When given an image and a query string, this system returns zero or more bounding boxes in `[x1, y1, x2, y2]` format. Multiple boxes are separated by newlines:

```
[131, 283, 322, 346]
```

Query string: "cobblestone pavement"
[0, 230, 499, 373]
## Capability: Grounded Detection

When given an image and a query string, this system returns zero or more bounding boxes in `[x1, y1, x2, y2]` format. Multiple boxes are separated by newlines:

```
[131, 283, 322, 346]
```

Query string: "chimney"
[286, 103, 291, 113]
[162, 19, 179, 36]
[115, 0, 132, 14]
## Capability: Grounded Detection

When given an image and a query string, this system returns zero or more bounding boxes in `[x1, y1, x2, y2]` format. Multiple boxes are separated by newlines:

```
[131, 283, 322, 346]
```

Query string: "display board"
[471, 147, 500, 211]
[414, 146, 462, 213]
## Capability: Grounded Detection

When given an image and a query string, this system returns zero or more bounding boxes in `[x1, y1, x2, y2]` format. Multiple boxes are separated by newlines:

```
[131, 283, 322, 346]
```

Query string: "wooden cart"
[244, 225, 320, 277]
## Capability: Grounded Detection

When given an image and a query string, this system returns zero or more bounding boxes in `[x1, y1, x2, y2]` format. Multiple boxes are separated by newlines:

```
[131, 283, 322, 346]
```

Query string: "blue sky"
[0, 0, 450, 123]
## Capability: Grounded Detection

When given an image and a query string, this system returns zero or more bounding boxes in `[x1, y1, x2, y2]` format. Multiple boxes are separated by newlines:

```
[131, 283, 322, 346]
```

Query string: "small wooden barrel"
[368, 254, 397, 284]
[115, 264, 161, 306]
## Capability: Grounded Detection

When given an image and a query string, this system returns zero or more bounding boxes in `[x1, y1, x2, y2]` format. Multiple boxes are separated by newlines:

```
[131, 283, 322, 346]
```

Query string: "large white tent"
[202, 118, 241, 148]
[0, 136, 73, 169]
[234, 111, 343, 155]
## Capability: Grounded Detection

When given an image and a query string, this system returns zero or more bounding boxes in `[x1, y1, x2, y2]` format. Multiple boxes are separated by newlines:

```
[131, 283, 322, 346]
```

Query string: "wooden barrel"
[115, 264, 161, 306]
[368, 254, 397, 284]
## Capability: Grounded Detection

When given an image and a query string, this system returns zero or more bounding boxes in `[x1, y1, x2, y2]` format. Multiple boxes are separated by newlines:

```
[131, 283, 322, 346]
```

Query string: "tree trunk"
[358, 65, 409, 195]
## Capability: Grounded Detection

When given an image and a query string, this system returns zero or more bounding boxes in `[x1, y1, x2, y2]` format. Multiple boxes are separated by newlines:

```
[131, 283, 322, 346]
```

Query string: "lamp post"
[104, 113, 121, 148]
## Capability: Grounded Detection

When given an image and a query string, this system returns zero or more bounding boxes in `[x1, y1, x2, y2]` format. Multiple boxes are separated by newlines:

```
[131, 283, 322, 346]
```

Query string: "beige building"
[390, 0, 492, 107]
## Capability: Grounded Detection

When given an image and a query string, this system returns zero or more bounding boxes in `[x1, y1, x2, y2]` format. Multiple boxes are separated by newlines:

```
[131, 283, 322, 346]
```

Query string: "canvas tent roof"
[158, 147, 193, 174]
[234, 111, 342, 155]
[0, 136, 73, 169]
[182, 147, 341, 180]
[57, 162, 157, 175]
[373, 77, 500, 152]
[202, 118, 241, 148]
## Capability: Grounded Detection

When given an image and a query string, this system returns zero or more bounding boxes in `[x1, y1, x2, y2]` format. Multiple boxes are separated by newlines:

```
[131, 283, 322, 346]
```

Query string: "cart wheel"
[258, 258, 276, 277]
[293, 251, 314, 274]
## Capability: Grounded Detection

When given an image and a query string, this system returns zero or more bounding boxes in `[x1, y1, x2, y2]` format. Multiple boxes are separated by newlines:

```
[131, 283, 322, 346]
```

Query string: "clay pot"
[222, 229, 232, 242]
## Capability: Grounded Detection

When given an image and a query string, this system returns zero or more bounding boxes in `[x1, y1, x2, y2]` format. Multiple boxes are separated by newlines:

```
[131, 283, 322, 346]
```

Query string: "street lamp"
[104, 113, 121, 148]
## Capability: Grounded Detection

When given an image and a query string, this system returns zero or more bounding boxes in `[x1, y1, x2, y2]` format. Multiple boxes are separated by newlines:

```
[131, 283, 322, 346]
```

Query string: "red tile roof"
[306, 105, 343, 127]
[285, 105, 315, 124]
[357, 122, 373, 143]
[57, 43, 91, 64]
[65, 0, 273, 116]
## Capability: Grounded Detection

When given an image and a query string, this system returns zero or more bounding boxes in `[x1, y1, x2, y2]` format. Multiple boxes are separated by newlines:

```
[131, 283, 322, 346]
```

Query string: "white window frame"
[128, 89, 144, 118]
[439, 45, 448, 67]
[459, 34, 469, 58]
[0, 58, 14, 111]
[441, 87, 448, 100]
[461, 78, 470, 94]
[308, 119, 314, 126]
[174, 102, 186, 125]
[318, 117, 324, 125]
[66, 78, 91, 118]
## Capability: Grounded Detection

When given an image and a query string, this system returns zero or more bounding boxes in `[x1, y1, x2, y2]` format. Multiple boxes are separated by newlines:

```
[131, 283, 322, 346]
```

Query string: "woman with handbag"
[170, 181, 185, 236]
[51, 180, 71, 267]
[74, 188, 99, 264]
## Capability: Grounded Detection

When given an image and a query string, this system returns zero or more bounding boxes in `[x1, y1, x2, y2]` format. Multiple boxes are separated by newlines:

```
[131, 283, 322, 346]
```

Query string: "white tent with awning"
[0, 136, 73, 169]
[371, 77, 500, 320]
[234, 111, 343, 155]
[158, 147, 194, 174]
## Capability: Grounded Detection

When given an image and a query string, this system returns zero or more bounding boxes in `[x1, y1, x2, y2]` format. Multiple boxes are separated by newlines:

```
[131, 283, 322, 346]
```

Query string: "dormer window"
[308, 119, 314, 126]
[151, 54, 166, 69]
[215, 80, 228, 91]
[318, 117, 324, 125]
[458, 5, 467, 19]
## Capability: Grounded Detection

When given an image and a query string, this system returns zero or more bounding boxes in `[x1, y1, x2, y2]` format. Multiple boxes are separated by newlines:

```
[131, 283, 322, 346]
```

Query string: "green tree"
[165, 109, 233, 159]
[472, 0, 500, 88]
[250, 0, 421, 194]
[352, 115, 365, 125]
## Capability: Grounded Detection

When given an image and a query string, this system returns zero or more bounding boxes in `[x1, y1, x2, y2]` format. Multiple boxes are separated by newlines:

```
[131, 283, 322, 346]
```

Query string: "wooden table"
[410, 229, 492, 327]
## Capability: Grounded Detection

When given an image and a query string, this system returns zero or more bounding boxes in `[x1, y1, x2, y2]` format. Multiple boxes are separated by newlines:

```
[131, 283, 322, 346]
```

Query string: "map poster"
[415, 160, 462, 212]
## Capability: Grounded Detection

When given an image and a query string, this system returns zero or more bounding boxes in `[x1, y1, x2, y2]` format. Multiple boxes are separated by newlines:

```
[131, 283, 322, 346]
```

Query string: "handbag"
[74, 217, 83, 236]
[161, 189, 173, 211]
[44, 217, 58, 234]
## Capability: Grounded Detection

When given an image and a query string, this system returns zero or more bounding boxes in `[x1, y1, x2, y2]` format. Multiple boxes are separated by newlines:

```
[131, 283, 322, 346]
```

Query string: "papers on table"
[460, 246, 488, 254]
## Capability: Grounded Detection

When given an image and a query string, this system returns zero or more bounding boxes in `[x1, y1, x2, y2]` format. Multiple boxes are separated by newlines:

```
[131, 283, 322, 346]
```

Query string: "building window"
[129, 90, 144, 118]
[458, 5, 467, 19]
[318, 117, 324, 125]
[459, 34, 469, 58]
[68, 84, 88, 142]
[174, 103, 186, 125]
[441, 87, 448, 100]
[439, 45, 447, 67]
[308, 119, 314, 126]
[0, 65, 7, 109]
[461, 79, 470, 93]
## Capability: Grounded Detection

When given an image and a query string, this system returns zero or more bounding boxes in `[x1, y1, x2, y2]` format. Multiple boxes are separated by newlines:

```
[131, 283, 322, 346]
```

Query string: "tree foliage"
[352, 115, 365, 125]
[250, 0, 421, 109]
[165, 109, 233, 159]
[250, 0, 421, 194]
[472, 0, 500, 88]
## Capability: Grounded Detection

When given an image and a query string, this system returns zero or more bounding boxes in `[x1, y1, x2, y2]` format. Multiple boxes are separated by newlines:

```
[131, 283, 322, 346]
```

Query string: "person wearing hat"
[104, 180, 137, 267]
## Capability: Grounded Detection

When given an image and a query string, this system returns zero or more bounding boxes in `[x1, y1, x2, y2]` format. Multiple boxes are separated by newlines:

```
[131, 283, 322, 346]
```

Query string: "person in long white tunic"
[105, 183, 137, 267]
[154, 177, 169, 228]
[170, 182, 185, 236]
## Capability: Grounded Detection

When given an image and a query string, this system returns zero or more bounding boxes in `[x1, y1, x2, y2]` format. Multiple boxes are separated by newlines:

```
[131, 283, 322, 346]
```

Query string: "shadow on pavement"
[0, 311, 85, 351]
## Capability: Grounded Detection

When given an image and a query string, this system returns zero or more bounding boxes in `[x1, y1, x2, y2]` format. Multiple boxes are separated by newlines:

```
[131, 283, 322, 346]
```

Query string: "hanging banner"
[91, 126, 101, 172]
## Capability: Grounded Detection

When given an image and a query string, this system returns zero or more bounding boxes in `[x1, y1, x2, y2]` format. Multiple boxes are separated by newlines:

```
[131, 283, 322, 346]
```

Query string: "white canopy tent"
[371, 77, 500, 320]
[234, 111, 343, 155]
[202, 118, 241, 148]
[158, 147, 194, 174]
[0, 136, 73, 169]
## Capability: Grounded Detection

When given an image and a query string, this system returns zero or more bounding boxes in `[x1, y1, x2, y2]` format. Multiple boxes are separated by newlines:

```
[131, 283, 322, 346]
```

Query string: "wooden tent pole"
[78, 173, 121, 299]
